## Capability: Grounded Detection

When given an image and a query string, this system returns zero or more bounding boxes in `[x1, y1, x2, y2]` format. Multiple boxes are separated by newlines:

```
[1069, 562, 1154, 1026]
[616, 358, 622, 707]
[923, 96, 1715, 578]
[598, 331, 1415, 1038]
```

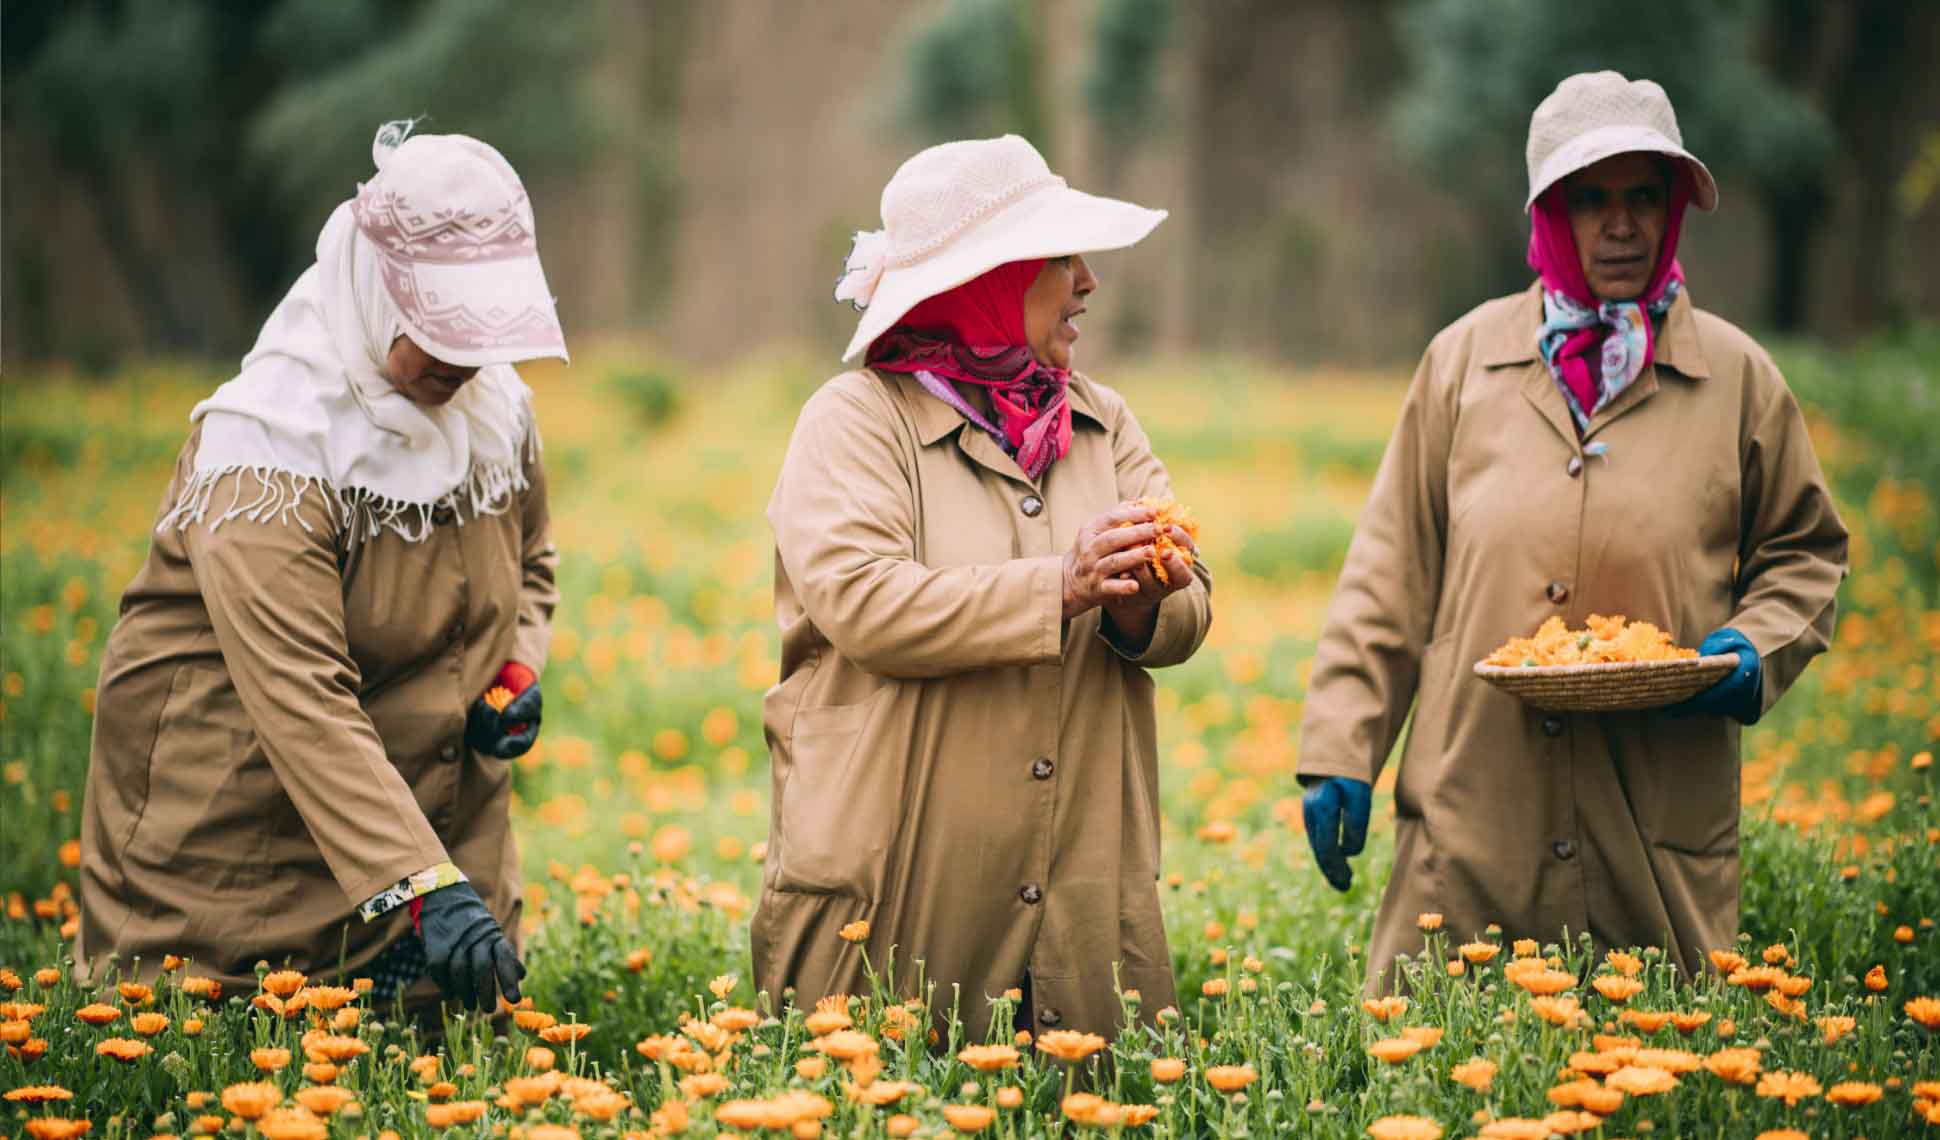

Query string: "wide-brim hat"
[353, 125, 570, 368]
[1525, 71, 1718, 213]
[836, 135, 1166, 362]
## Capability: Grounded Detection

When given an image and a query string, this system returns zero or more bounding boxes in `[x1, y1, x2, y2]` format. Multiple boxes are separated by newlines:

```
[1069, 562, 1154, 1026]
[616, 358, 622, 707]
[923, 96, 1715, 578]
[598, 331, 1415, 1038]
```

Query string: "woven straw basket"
[1472, 653, 1739, 712]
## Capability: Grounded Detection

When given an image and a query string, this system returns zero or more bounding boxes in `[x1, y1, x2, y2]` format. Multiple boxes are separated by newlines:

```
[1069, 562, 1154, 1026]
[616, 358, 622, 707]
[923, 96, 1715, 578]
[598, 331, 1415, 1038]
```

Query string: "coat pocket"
[772, 690, 894, 899]
[124, 664, 271, 879]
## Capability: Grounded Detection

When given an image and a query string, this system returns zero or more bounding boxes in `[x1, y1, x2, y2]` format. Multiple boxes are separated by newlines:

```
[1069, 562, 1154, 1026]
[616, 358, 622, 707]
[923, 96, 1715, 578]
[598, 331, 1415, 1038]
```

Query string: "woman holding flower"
[1297, 73, 1848, 987]
[78, 123, 567, 1013]
[756, 135, 1211, 1040]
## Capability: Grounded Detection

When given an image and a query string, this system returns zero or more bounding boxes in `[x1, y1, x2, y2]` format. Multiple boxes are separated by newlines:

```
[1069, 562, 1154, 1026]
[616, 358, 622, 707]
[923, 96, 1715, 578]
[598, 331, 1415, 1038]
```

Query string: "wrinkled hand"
[1062, 503, 1164, 622]
[1103, 523, 1197, 622]
[1302, 776, 1372, 892]
[465, 662, 542, 759]
[417, 881, 524, 1011]
[1670, 628, 1762, 725]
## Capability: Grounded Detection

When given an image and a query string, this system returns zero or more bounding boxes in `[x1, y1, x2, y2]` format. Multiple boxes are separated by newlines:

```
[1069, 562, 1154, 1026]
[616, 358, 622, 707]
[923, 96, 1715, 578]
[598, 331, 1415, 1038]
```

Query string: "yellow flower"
[1365, 1116, 1442, 1140]
[1754, 1070, 1822, 1105]
[1034, 1029, 1107, 1063]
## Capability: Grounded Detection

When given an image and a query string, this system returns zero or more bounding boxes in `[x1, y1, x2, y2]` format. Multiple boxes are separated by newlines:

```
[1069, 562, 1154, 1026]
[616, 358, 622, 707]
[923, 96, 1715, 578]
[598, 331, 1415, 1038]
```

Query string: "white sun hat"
[1525, 71, 1718, 213]
[352, 124, 569, 367]
[835, 135, 1167, 362]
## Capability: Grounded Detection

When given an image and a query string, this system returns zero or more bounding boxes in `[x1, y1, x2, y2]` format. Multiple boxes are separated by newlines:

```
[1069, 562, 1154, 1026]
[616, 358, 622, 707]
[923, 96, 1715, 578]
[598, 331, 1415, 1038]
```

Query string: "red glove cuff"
[409, 895, 425, 935]
[497, 661, 537, 695]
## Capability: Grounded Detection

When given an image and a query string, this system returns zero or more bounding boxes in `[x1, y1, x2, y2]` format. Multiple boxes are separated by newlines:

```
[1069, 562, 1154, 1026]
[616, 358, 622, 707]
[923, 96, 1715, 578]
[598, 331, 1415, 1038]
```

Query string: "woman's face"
[1023, 254, 1098, 371]
[1563, 152, 1671, 302]
[385, 335, 480, 407]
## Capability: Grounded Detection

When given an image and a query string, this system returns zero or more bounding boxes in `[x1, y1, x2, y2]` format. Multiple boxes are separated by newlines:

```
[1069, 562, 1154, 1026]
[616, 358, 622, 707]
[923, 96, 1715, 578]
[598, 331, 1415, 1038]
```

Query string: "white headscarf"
[160, 198, 539, 544]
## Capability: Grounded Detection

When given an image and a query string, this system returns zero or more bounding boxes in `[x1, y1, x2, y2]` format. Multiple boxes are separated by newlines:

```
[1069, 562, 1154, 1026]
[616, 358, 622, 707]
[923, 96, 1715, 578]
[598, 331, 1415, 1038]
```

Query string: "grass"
[1, 333, 1935, 1137]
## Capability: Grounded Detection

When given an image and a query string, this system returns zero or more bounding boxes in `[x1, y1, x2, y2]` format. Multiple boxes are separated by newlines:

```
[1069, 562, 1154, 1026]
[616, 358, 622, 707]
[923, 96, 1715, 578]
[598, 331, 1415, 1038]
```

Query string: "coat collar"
[887, 367, 1107, 447]
[1477, 280, 1711, 381]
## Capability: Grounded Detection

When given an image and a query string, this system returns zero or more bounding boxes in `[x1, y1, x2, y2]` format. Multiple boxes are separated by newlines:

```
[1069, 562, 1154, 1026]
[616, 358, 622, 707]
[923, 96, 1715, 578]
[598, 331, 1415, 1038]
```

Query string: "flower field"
[2, 333, 1936, 1138]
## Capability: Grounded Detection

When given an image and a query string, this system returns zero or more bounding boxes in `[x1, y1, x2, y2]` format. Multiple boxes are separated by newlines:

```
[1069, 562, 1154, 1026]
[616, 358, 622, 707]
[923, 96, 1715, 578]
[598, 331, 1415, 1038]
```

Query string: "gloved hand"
[1671, 628, 1762, 725]
[414, 881, 524, 1011]
[1301, 776, 1373, 892]
[465, 662, 542, 758]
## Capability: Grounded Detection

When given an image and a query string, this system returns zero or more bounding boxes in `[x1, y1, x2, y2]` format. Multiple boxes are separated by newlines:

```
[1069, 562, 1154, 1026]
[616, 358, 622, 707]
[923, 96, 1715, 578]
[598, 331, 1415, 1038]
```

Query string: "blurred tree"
[1389, 0, 1836, 330]
[899, 0, 1051, 157]
[1084, 0, 1175, 187]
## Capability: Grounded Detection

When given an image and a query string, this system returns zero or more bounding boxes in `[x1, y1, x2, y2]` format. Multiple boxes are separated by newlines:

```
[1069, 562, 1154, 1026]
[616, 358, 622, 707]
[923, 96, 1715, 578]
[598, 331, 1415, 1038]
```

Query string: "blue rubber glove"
[1301, 776, 1373, 892]
[1671, 627, 1762, 724]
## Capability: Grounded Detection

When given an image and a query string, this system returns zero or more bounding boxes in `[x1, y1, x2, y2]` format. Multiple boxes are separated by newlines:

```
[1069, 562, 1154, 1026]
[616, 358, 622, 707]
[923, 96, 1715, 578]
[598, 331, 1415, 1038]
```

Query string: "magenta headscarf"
[866, 259, 1073, 480]
[1527, 166, 1692, 418]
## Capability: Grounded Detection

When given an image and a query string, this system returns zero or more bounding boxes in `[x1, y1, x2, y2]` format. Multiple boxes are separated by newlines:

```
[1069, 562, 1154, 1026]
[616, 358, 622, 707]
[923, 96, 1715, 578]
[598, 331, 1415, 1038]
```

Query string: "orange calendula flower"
[3, 1085, 74, 1103]
[1205, 1064, 1258, 1093]
[708, 974, 738, 1000]
[804, 1008, 852, 1036]
[423, 1101, 489, 1130]
[255, 1108, 327, 1140]
[0, 1019, 29, 1045]
[1416, 913, 1443, 931]
[251, 1047, 291, 1072]
[296, 985, 356, 1011]
[1459, 942, 1499, 964]
[1727, 965, 1786, 991]
[1708, 949, 1748, 974]
[95, 1037, 151, 1062]
[1368, 1037, 1424, 1064]
[1366, 1116, 1443, 1140]
[539, 1022, 594, 1044]
[1824, 1080, 1882, 1107]
[679, 1073, 729, 1099]
[1604, 950, 1643, 976]
[1755, 1070, 1822, 1105]
[1591, 975, 1643, 1003]
[1669, 1010, 1711, 1035]
[221, 1082, 281, 1120]
[1702, 1047, 1762, 1085]
[33, 968, 61, 987]
[293, 1087, 355, 1117]
[795, 1056, 827, 1080]
[513, 1009, 557, 1033]
[941, 1104, 996, 1132]
[74, 1003, 120, 1026]
[115, 982, 152, 1005]
[1035, 1029, 1107, 1063]
[1529, 996, 1584, 1028]
[260, 970, 307, 998]
[180, 976, 221, 1000]
[811, 1029, 881, 1063]
[958, 1044, 1021, 1071]
[1618, 1009, 1673, 1033]
[838, 921, 870, 943]
[1512, 938, 1539, 957]
[1362, 995, 1408, 1022]
[849, 1080, 922, 1108]
[711, 1007, 759, 1033]
[1605, 1065, 1678, 1096]
[1906, 996, 1940, 1030]
[1450, 1057, 1497, 1091]
[1817, 1015, 1856, 1044]
[303, 1062, 338, 1085]
[1864, 964, 1888, 992]
[302, 1033, 368, 1063]
[1505, 960, 1576, 996]
[1061, 1093, 1124, 1126]
[1151, 1057, 1187, 1083]
[1201, 977, 1229, 997]
[1630, 1048, 1700, 1074]
[24, 1120, 92, 1140]
[129, 1012, 169, 1036]
[1402, 1026, 1444, 1047]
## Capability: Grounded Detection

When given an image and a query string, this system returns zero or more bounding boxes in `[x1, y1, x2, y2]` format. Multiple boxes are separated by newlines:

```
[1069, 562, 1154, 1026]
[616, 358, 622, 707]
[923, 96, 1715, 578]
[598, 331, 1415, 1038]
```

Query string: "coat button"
[1566, 455, 1584, 477]
[1552, 839, 1577, 861]
[1031, 757, 1055, 780]
[1018, 883, 1043, 905]
[1038, 1006, 1062, 1026]
[1541, 716, 1565, 738]
[440, 743, 460, 762]
[1020, 494, 1044, 518]
[1545, 580, 1570, 604]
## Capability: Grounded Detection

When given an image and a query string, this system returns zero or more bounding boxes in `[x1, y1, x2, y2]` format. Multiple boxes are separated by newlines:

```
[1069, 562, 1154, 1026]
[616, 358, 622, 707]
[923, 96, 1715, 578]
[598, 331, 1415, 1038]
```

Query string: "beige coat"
[754, 368, 1212, 1041]
[78, 425, 556, 992]
[1299, 283, 1847, 987]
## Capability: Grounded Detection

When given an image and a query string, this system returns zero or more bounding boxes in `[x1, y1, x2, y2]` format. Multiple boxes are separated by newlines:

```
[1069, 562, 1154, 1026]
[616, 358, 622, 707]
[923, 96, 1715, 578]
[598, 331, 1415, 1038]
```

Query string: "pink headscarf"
[866, 259, 1074, 479]
[1526, 166, 1691, 415]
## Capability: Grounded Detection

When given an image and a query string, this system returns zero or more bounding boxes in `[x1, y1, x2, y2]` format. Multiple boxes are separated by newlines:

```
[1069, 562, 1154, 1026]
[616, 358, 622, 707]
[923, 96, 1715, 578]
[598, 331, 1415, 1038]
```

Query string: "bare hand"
[1104, 525, 1197, 620]
[1062, 504, 1161, 622]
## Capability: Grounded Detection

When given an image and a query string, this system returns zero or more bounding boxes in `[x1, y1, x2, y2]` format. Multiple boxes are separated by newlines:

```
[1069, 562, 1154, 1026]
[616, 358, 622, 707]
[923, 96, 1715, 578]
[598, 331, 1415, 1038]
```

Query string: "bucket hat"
[835, 135, 1166, 361]
[1526, 71, 1718, 213]
[352, 125, 569, 367]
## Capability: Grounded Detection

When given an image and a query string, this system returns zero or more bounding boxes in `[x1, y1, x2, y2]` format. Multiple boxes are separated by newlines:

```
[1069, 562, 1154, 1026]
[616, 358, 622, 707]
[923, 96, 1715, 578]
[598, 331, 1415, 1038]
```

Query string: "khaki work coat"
[1299, 283, 1848, 988]
[754, 368, 1213, 1041]
[78, 425, 556, 993]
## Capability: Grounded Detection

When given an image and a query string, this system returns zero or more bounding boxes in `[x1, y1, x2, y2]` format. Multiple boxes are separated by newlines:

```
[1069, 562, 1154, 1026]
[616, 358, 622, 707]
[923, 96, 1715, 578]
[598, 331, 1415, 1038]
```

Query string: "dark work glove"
[1670, 628, 1762, 725]
[465, 661, 542, 758]
[1301, 776, 1373, 892]
[415, 881, 524, 1011]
